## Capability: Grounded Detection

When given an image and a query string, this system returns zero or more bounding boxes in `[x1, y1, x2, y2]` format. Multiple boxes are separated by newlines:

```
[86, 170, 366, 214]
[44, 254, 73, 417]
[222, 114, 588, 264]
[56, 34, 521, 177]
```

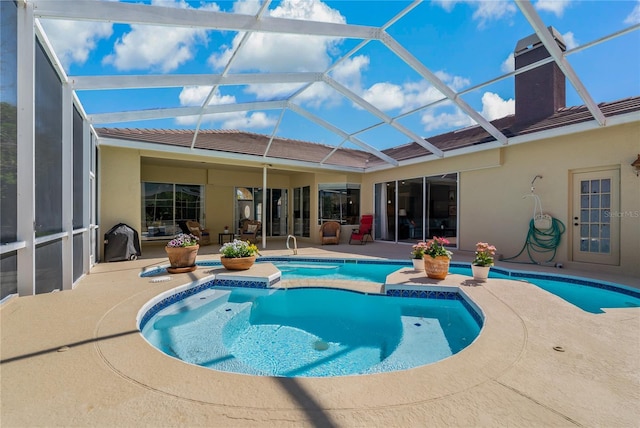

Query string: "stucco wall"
[458, 123, 639, 276]
[362, 121, 640, 277]
[99, 146, 141, 260]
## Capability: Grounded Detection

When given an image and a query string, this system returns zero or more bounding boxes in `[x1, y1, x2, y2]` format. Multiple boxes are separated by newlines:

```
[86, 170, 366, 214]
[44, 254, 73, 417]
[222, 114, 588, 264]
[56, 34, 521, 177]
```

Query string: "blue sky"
[40, 0, 640, 150]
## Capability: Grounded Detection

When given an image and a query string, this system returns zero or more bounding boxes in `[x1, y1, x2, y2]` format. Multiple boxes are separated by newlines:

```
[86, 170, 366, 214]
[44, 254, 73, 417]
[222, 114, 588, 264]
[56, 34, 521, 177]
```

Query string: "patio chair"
[186, 220, 211, 245]
[319, 221, 341, 245]
[240, 219, 261, 244]
[349, 215, 373, 245]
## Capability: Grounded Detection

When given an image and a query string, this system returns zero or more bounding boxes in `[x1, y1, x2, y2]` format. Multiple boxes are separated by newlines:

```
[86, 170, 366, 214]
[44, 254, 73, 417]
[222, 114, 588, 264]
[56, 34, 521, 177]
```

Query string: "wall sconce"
[632, 154, 640, 177]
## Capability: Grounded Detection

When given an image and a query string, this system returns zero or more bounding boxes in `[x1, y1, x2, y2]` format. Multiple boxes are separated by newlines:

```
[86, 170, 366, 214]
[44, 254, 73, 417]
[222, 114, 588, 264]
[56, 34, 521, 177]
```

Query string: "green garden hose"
[502, 217, 566, 264]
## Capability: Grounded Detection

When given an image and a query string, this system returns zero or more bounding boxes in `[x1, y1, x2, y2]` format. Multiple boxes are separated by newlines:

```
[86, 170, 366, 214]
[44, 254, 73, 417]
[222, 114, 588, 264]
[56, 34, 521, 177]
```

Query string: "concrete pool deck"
[1, 241, 639, 427]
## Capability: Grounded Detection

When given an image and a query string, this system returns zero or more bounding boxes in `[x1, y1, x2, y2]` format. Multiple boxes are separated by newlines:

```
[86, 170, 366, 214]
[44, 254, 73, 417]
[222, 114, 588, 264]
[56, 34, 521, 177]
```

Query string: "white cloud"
[362, 82, 406, 111]
[178, 86, 235, 107]
[420, 107, 473, 132]
[208, 0, 345, 74]
[501, 53, 515, 73]
[431, 0, 458, 12]
[330, 55, 370, 93]
[535, 0, 572, 17]
[418, 91, 513, 133]
[480, 92, 514, 120]
[359, 71, 469, 114]
[176, 85, 276, 129]
[102, 0, 216, 72]
[40, 19, 113, 68]
[433, 1, 516, 28]
[562, 31, 578, 50]
[472, 1, 517, 28]
[624, 0, 640, 25]
[207, 0, 346, 107]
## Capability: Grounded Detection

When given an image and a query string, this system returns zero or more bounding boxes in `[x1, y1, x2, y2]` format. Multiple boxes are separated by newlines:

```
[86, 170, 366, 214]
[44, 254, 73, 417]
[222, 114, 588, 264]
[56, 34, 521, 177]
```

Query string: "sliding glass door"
[374, 174, 458, 245]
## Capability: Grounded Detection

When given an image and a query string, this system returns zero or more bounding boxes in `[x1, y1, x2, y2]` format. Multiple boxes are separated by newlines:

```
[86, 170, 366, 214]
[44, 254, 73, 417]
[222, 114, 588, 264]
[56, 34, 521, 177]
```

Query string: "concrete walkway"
[1, 241, 639, 427]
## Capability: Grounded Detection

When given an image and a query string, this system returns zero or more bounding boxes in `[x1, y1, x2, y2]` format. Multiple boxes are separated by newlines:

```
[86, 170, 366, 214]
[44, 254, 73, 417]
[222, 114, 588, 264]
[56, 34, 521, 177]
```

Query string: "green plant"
[220, 239, 259, 258]
[167, 233, 199, 248]
[472, 242, 496, 266]
[424, 236, 453, 259]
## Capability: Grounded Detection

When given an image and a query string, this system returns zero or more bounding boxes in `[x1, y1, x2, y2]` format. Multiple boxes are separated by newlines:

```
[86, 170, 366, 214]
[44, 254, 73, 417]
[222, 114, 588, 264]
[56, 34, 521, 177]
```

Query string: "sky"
[38, 0, 640, 150]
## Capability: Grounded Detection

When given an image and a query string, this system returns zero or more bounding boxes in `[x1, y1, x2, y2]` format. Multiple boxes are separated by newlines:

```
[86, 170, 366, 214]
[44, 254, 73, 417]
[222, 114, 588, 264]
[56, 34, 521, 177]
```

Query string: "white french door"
[571, 168, 620, 265]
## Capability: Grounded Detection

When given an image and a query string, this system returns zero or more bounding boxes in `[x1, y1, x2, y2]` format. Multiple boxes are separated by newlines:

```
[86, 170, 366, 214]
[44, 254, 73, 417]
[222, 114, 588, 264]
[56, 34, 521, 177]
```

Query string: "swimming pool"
[268, 259, 640, 314]
[140, 285, 481, 377]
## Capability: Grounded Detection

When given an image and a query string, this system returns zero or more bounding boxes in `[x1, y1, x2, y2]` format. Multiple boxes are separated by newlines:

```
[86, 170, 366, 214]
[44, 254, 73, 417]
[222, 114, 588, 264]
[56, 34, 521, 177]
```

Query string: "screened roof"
[33, 0, 640, 171]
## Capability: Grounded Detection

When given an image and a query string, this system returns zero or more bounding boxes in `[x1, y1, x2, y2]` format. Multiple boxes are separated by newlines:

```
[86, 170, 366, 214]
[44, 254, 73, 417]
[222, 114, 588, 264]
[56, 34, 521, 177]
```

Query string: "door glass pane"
[578, 176, 612, 255]
[175, 184, 202, 226]
[580, 195, 589, 209]
[580, 180, 589, 193]
[580, 209, 589, 222]
[398, 178, 423, 243]
[143, 183, 173, 238]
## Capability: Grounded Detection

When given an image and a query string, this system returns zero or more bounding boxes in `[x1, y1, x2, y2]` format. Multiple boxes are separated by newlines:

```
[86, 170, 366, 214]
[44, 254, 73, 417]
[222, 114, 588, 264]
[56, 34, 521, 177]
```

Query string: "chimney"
[514, 27, 566, 124]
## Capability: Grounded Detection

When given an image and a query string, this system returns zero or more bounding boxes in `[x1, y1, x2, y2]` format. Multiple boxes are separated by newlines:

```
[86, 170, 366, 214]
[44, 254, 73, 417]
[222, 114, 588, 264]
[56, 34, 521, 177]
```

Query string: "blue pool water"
[141, 286, 481, 377]
[271, 260, 640, 315]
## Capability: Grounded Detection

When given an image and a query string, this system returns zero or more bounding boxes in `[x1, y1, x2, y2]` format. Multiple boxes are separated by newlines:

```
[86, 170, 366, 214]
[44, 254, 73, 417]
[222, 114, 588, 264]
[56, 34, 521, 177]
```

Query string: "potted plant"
[165, 233, 199, 273]
[220, 239, 260, 270]
[410, 241, 428, 271]
[471, 242, 496, 282]
[423, 236, 453, 279]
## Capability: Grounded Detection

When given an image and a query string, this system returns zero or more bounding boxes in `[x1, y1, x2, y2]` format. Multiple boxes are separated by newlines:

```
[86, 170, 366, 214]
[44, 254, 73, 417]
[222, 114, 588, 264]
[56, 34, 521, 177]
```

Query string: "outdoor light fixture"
[631, 154, 640, 177]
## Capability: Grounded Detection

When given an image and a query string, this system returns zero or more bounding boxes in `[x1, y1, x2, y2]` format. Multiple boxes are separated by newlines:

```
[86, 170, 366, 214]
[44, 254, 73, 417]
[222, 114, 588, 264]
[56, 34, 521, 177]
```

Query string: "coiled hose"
[502, 217, 566, 264]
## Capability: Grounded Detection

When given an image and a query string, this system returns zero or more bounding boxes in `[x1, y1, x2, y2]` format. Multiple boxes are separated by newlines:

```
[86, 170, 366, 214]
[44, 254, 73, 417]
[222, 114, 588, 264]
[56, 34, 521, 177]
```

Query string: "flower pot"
[412, 258, 425, 271]
[165, 245, 199, 274]
[471, 265, 491, 282]
[424, 255, 450, 280]
[221, 255, 256, 270]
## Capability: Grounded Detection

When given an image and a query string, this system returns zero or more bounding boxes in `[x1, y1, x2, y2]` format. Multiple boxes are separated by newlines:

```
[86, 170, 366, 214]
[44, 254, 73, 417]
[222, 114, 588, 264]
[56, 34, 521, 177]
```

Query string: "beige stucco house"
[97, 34, 640, 278]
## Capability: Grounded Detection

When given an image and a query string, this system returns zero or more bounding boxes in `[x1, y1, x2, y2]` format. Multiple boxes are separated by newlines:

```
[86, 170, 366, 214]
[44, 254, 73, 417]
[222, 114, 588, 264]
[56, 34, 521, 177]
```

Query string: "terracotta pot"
[412, 258, 425, 271]
[471, 265, 491, 282]
[165, 245, 199, 273]
[424, 255, 450, 280]
[221, 255, 256, 270]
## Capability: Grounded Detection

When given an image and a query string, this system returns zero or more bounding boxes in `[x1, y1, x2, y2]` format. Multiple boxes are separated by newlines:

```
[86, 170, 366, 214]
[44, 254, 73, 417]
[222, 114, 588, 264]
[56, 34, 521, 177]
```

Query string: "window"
[142, 182, 203, 239]
[318, 184, 360, 225]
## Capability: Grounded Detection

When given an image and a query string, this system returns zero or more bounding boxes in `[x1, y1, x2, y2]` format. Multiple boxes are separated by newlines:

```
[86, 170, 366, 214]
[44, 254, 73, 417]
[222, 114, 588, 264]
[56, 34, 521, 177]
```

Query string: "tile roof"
[96, 96, 640, 171]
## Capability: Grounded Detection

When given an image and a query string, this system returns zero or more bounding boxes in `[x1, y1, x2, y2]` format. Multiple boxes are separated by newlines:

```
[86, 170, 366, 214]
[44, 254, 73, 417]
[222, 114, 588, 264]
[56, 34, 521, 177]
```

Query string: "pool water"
[274, 261, 402, 283]
[272, 261, 640, 314]
[141, 287, 481, 377]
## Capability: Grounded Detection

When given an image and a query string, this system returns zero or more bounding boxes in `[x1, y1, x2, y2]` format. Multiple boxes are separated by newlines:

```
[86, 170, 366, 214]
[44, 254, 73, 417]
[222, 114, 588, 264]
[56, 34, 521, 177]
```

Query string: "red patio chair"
[349, 215, 373, 245]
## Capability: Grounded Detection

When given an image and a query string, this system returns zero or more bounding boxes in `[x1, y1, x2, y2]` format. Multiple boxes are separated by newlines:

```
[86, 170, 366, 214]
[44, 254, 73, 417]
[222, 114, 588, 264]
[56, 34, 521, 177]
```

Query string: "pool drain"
[150, 276, 171, 283]
[313, 340, 329, 351]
